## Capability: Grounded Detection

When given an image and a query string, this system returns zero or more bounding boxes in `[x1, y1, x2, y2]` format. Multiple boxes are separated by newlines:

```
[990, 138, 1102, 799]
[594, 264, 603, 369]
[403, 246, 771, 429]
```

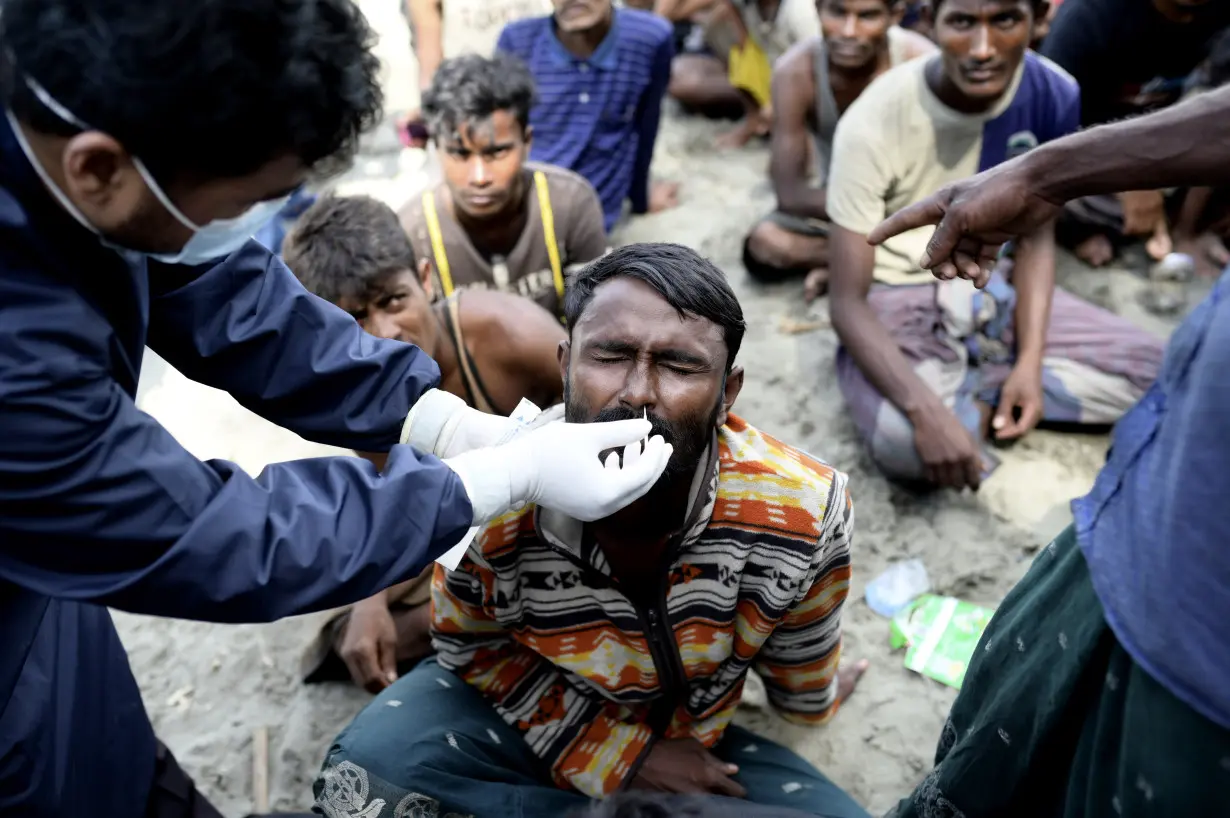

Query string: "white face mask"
[12, 75, 291, 266]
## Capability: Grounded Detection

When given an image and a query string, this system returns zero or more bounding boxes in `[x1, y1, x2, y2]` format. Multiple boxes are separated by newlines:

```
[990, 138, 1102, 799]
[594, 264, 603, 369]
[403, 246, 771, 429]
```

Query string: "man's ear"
[716, 365, 745, 428]
[557, 339, 570, 388]
[60, 131, 145, 232]
[417, 258, 435, 300]
[523, 125, 533, 152]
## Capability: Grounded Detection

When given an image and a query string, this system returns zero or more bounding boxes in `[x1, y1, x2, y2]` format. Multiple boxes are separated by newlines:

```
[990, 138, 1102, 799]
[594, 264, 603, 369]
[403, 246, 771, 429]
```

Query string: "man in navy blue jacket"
[0, 2, 671, 816]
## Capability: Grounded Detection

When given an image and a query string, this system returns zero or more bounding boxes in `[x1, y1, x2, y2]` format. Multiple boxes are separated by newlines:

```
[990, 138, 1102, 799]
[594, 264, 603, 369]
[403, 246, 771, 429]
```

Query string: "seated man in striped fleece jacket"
[313, 243, 869, 818]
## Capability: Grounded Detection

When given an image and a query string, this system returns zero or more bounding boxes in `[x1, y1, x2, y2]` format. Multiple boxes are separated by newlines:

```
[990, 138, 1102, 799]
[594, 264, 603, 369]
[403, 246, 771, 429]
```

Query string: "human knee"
[867, 408, 925, 482]
[744, 221, 807, 281]
[669, 62, 705, 102]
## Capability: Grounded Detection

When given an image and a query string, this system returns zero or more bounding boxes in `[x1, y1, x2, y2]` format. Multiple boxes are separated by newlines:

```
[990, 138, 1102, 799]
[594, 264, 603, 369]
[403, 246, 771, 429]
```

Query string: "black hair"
[282, 194, 416, 305]
[422, 53, 537, 141]
[564, 243, 745, 371]
[0, 0, 383, 182]
[929, 0, 1047, 17]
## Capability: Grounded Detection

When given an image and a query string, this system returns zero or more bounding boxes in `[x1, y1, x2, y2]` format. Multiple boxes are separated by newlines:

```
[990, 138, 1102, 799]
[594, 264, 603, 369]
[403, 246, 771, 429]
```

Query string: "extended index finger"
[867, 196, 947, 246]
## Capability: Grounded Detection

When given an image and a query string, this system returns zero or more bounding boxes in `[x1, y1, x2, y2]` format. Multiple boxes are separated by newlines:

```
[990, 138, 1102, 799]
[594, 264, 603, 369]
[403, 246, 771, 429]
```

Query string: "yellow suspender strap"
[422, 190, 453, 297]
[534, 170, 565, 304]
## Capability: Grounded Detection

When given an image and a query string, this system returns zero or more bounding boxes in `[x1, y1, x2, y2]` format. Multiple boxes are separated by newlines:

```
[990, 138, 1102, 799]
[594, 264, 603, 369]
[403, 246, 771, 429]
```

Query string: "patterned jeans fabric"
[313, 659, 870, 818]
[888, 524, 1230, 818]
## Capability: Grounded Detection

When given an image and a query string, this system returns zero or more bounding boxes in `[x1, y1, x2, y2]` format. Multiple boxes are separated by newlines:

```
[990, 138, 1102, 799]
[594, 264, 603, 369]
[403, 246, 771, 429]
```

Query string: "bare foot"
[836, 658, 870, 705]
[802, 267, 829, 302]
[1175, 233, 1230, 278]
[647, 180, 681, 213]
[1074, 233, 1115, 267]
[716, 112, 769, 149]
[1145, 220, 1173, 262]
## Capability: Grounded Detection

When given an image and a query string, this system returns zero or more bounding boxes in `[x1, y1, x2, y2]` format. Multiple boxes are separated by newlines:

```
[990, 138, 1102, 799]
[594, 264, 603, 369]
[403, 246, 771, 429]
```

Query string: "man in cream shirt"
[824, 0, 1164, 491]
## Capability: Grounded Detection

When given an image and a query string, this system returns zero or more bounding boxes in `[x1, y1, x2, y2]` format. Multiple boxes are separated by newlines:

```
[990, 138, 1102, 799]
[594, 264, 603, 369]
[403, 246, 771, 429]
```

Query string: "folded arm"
[147, 243, 441, 453]
[432, 554, 655, 797]
[753, 482, 853, 724]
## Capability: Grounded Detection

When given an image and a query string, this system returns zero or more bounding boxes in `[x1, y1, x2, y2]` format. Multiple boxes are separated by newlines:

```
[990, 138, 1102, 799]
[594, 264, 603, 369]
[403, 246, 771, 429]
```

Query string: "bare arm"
[472, 293, 567, 409]
[655, 0, 720, 21]
[769, 45, 827, 220]
[505, 300, 567, 408]
[868, 86, 1230, 284]
[1010, 220, 1056, 369]
[990, 220, 1055, 439]
[828, 227, 940, 419]
[1023, 87, 1230, 202]
[406, 0, 444, 93]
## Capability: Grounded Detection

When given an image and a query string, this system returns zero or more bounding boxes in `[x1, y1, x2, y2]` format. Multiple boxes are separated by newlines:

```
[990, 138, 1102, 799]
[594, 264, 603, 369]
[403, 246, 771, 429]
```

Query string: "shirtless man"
[283, 193, 566, 692]
[399, 53, 609, 321]
[743, 0, 933, 299]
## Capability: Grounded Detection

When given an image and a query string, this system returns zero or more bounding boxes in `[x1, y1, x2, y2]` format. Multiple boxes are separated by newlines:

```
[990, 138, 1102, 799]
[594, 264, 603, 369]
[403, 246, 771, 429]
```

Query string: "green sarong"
[890, 524, 1230, 818]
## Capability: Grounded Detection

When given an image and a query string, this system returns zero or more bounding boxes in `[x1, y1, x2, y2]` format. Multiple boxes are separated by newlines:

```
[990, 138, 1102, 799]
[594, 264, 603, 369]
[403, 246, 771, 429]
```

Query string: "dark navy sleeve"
[146, 241, 438, 452]
[0, 250, 474, 624]
[629, 28, 674, 214]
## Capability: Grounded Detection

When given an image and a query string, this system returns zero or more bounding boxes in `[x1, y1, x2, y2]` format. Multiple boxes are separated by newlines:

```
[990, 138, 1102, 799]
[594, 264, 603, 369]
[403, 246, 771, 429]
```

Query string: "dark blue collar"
[546, 8, 621, 71]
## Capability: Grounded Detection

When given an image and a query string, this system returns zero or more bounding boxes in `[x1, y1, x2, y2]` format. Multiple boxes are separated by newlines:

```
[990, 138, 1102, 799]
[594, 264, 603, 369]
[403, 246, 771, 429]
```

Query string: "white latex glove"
[445, 418, 672, 526]
[400, 388, 516, 458]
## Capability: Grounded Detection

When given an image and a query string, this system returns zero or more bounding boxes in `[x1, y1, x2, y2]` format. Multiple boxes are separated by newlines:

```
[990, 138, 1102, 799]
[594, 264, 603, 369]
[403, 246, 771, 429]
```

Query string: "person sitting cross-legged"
[742, 0, 933, 300]
[497, 0, 681, 232]
[826, 0, 1165, 491]
[312, 243, 871, 818]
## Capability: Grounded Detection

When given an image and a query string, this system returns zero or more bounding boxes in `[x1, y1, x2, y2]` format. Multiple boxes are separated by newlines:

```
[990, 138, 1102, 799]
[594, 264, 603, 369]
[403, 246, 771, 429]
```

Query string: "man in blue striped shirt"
[498, 0, 680, 232]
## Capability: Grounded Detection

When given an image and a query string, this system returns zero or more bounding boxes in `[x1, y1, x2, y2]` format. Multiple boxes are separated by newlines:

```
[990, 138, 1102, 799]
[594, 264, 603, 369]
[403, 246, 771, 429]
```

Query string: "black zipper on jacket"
[620, 535, 692, 790]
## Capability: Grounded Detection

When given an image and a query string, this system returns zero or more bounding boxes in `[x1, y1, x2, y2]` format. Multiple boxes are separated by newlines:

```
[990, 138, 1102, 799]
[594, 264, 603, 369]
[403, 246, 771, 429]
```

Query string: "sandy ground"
[114, 3, 1195, 815]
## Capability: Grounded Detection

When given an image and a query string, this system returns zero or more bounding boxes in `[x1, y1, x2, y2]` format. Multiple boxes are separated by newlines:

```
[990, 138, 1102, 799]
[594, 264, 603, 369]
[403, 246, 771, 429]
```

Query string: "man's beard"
[563, 376, 722, 484]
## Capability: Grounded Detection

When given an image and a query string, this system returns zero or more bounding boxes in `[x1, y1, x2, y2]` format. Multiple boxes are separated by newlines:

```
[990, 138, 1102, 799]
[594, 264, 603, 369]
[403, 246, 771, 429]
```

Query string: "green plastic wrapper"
[889, 594, 995, 689]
